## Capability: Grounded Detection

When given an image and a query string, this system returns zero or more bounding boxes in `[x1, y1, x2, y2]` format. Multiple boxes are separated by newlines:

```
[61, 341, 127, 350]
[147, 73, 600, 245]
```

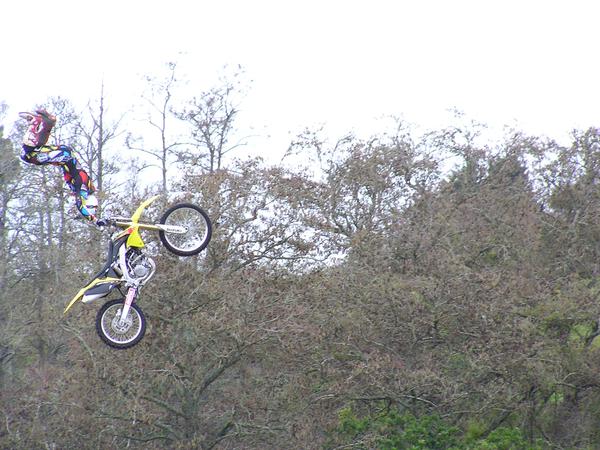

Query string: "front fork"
[120, 286, 137, 323]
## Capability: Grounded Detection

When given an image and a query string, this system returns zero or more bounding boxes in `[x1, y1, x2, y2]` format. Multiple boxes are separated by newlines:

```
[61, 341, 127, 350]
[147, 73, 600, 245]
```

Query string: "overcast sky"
[2, 0, 600, 160]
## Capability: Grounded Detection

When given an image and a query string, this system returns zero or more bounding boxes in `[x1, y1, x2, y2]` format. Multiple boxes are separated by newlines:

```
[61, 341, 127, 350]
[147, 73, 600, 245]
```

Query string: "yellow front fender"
[131, 195, 160, 223]
[125, 195, 160, 248]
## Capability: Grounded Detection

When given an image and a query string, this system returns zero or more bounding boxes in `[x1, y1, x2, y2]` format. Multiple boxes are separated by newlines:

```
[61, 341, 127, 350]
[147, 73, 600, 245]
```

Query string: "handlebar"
[96, 216, 140, 229]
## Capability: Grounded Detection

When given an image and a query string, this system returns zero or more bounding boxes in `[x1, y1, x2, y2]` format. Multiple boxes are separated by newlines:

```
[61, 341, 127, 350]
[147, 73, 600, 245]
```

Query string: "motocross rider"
[19, 109, 103, 225]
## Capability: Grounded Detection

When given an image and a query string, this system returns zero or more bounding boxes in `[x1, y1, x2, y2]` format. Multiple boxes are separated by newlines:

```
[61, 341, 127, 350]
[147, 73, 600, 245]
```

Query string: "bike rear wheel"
[159, 203, 212, 256]
[96, 299, 146, 349]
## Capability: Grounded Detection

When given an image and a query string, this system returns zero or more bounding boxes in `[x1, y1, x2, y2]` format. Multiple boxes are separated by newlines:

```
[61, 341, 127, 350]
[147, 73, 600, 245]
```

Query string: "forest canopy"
[2, 70, 600, 449]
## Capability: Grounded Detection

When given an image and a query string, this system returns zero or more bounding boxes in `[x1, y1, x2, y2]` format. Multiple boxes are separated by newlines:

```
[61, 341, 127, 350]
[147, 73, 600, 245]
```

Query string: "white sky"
[2, 0, 600, 160]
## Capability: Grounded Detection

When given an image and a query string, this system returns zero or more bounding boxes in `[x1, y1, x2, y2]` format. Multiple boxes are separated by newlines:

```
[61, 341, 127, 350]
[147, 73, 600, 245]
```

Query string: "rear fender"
[64, 277, 122, 314]
[82, 282, 120, 303]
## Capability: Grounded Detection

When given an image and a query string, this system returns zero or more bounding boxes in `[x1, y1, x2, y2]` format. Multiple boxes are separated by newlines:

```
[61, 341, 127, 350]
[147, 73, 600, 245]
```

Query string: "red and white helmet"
[83, 194, 99, 217]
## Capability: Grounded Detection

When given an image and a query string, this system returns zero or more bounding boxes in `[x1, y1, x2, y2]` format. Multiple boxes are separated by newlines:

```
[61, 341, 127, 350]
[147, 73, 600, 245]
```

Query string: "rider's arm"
[74, 195, 96, 222]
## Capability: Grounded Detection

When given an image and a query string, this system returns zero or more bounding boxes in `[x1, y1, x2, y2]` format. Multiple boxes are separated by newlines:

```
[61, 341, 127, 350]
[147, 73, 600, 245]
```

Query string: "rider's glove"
[95, 218, 108, 227]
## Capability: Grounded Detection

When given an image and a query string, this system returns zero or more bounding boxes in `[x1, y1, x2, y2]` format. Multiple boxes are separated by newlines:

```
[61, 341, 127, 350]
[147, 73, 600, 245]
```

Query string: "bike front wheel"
[159, 203, 212, 257]
[96, 299, 146, 349]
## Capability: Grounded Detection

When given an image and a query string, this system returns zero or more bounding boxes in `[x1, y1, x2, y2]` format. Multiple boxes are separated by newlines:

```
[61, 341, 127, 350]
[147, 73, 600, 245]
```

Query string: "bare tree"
[0, 102, 22, 292]
[76, 81, 124, 197]
[128, 61, 183, 193]
[175, 66, 250, 174]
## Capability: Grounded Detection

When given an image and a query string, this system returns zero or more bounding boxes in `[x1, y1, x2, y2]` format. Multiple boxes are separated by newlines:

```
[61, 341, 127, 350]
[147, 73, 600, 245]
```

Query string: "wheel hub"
[111, 309, 133, 334]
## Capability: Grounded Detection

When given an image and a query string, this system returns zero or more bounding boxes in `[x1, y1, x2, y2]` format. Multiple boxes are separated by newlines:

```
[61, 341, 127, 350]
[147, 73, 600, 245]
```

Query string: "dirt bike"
[64, 195, 212, 349]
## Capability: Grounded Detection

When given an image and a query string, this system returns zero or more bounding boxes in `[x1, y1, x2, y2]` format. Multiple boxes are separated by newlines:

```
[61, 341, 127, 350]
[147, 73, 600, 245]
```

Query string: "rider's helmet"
[82, 193, 98, 217]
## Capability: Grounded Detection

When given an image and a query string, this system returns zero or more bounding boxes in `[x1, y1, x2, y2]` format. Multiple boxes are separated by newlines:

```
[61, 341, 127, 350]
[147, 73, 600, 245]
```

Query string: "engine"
[125, 249, 156, 284]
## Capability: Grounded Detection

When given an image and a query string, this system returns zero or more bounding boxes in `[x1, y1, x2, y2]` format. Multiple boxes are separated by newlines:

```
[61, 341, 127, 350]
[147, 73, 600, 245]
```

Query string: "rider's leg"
[20, 145, 42, 164]
[20, 144, 98, 221]
[21, 144, 75, 166]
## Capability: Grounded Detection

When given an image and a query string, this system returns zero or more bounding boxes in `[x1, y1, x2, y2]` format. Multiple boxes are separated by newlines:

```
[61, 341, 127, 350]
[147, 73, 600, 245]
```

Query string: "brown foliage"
[5, 122, 600, 448]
